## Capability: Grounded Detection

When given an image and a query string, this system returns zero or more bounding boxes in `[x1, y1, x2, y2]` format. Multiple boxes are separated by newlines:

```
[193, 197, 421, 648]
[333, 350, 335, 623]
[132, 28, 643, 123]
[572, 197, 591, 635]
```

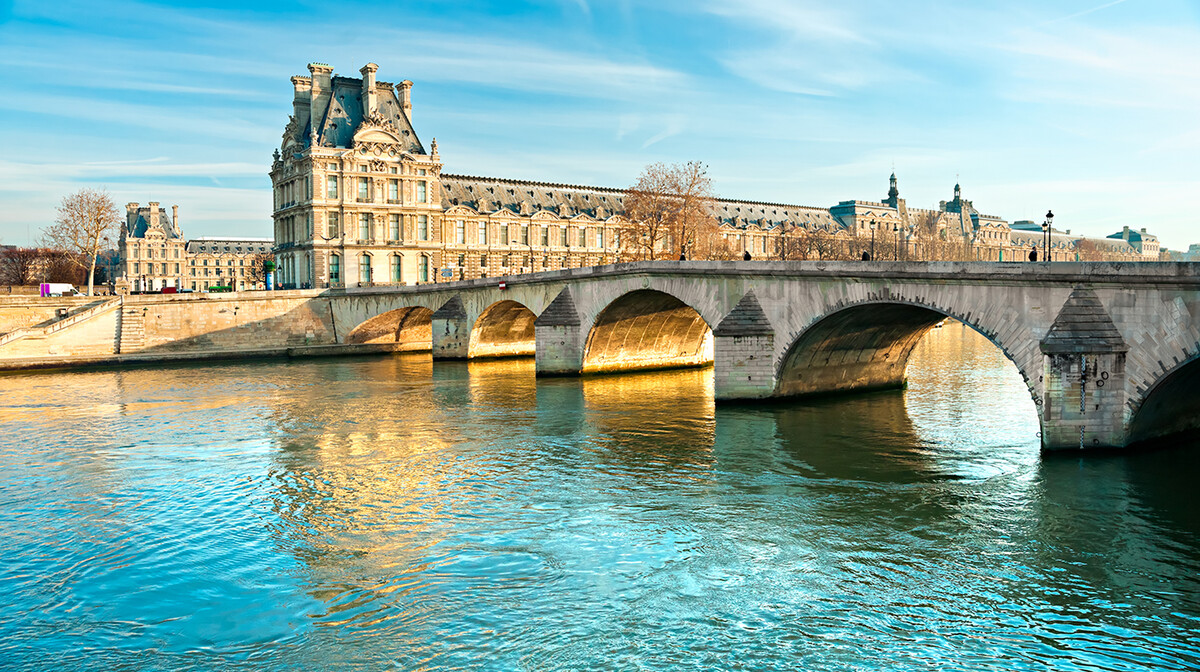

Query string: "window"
[388, 179, 398, 202]
[359, 213, 370, 240]
[478, 221, 488, 245]
[417, 180, 427, 203]
[360, 254, 371, 284]
[578, 227, 587, 247]
[390, 254, 401, 282]
[418, 169, 427, 176]
[597, 229, 604, 248]
[389, 214, 400, 241]
[358, 177, 369, 201]
[148, 248, 155, 259]
[455, 220, 465, 244]
[419, 255, 429, 282]
[132, 248, 139, 259]
[329, 254, 340, 282]
[326, 175, 338, 198]
[133, 262, 140, 273]
[328, 212, 340, 237]
[457, 253, 465, 267]
[560, 227, 568, 247]
[239, 259, 244, 266]
[359, 165, 367, 172]
[174, 249, 180, 258]
[190, 268, 196, 277]
[521, 224, 529, 245]
[389, 166, 398, 174]
[501, 225, 509, 245]
[541, 227, 549, 247]
[418, 215, 428, 241]
[503, 254, 510, 267]
[203, 259, 208, 266]
[480, 254, 488, 269]
[174, 264, 180, 274]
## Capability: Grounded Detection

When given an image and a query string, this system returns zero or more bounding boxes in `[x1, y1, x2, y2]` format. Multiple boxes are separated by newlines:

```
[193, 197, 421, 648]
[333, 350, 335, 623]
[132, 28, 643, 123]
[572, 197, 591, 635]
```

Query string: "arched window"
[329, 254, 341, 283]
[360, 253, 372, 284]
[390, 254, 401, 282]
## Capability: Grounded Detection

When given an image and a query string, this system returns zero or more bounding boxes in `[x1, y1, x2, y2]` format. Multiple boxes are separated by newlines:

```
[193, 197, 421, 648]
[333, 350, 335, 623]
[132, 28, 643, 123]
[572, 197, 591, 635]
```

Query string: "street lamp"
[1042, 210, 1054, 262]
[869, 218, 877, 260]
[892, 223, 900, 260]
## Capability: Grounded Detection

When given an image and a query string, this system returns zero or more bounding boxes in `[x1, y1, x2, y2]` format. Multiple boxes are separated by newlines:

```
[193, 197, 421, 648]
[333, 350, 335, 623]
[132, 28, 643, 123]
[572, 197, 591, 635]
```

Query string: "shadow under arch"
[345, 306, 433, 350]
[582, 289, 712, 374]
[776, 300, 1037, 406]
[469, 299, 536, 358]
[1127, 352, 1200, 447]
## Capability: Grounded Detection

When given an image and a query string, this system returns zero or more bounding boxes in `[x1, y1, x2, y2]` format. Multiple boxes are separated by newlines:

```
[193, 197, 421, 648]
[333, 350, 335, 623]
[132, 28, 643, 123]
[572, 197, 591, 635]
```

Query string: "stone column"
[535, 287, 584, 376]
[1039, 286, 1128, 449]
[713, 290, 777, 400]
[431, 295, 469, 359]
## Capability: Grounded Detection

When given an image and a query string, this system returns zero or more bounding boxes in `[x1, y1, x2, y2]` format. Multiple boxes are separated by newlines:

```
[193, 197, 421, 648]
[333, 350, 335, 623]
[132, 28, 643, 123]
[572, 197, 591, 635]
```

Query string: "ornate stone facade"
[118, 203, 273, 293]
[271, 63, 1166, 287]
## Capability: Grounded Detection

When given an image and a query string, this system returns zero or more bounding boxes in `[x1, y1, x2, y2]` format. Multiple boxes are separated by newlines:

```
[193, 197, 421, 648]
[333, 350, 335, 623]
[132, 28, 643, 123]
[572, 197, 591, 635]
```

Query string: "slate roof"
[440, 173, 843, 231]
[288, 73, 424, 154]
[186, 238, 274, 255]
[125, 208, 181, 240]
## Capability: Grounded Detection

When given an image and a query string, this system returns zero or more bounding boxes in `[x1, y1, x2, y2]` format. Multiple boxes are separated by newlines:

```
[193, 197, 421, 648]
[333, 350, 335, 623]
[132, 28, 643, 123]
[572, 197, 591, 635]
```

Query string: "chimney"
[149, 202, 160, 227]
[126, 202, 139, 214]
[291, 75, 312, 120]
[398, 80, 413, 121]
[1140, 227, 1147, 233]
[360, 63, 379, 115]
[172, 205, 179, 232]
[1123, 225, 1130, 240]
[308, 62, 332, 100]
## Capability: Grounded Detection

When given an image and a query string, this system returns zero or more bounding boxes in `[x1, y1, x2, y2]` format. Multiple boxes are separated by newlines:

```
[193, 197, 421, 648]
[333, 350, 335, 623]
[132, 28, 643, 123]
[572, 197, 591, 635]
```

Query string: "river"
[1, 321, 1197, 670]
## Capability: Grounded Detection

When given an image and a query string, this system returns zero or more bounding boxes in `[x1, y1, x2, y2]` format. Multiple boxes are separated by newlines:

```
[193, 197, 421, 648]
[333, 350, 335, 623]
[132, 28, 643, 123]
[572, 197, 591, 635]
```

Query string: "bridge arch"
[1127, 352, 1200, 446]
[345, 306, 434, 350]
[583, 289, 713, 374]
[470, 299, 537, 358]
[774, 299, 1038, 406]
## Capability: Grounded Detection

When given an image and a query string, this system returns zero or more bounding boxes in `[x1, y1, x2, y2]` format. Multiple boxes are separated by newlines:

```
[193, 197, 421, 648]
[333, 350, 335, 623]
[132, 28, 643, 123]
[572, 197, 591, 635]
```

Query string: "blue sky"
[1, 0, 1197, 249]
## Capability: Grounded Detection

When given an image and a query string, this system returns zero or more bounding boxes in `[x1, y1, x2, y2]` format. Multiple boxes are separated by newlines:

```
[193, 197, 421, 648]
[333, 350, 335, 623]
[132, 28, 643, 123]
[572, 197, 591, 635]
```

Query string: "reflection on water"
[0, 324, 1197, 671]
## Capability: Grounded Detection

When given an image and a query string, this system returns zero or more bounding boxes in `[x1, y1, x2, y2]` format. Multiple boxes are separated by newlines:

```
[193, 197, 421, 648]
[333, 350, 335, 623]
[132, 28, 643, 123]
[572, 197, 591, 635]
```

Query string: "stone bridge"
[327, 261, 1200, 451]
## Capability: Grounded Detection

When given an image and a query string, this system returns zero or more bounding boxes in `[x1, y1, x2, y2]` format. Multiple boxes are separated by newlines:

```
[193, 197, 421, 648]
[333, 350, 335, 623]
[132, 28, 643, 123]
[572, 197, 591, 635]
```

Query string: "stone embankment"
[0, 291, 393, 371]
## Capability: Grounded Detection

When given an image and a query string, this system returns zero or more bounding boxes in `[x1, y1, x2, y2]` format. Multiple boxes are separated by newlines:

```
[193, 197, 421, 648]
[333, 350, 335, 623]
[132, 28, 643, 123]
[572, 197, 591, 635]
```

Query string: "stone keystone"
[535, 287, 581, 327]
[714, 289, 774, 336]
[1040, 286, 1127, 354]
[432, 295, 466, 320]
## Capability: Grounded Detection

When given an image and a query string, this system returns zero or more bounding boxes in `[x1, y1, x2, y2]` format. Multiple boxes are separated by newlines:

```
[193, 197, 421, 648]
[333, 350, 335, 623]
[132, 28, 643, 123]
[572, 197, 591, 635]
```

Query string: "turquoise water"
[1, 322, 1197, 670]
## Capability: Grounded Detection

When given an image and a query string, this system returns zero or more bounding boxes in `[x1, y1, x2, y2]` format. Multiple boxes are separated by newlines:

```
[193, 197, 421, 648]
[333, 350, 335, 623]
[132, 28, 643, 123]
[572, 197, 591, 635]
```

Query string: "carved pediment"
[446, 204, 477, 215]
[531, 210, 559, 221]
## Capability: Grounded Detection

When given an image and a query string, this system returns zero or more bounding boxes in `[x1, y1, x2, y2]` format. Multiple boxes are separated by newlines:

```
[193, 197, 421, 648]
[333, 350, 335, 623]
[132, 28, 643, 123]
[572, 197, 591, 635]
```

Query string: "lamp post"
[869, 218, 877, 260]
[892, 223, 900, 260]
[1042, 210, 1054, 263]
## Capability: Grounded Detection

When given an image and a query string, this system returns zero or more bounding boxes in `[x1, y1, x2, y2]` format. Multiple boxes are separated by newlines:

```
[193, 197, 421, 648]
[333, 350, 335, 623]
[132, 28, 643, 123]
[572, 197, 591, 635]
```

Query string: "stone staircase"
[117, 306, 145, 353]
[0, 298, 121, 349]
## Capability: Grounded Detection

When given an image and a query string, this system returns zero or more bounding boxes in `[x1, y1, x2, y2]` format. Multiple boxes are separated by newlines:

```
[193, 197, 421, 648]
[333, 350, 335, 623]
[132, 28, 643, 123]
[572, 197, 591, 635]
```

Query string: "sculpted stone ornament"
[282, 115, 299, 141]
[360, 110, 399, 135]
[431, 138, 438, 156]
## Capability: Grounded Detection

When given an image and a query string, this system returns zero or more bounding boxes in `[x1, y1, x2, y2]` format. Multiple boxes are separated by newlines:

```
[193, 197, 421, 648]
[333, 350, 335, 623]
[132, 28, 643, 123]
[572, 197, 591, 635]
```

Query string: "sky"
[0, 0, 1197, 249]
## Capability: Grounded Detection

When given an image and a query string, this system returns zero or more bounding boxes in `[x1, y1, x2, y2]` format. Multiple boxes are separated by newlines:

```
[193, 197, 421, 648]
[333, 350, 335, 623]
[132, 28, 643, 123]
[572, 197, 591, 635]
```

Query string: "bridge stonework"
[1, 261, 1196, 450]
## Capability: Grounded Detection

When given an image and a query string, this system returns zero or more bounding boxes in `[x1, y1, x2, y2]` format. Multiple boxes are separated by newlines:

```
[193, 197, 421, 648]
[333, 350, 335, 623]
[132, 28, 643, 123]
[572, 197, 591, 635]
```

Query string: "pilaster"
[534, 287, 583, 376]
[713, 290, 776, 400]
[431, 295, 469, 359]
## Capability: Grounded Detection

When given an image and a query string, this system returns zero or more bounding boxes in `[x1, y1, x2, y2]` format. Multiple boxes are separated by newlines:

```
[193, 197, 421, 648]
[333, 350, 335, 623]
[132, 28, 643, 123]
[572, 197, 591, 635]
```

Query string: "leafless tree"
[246, 252, 275, 288]
[42, 188, 121, 295]
[620, 161, 719, 261]
[0, 247, 43, 286]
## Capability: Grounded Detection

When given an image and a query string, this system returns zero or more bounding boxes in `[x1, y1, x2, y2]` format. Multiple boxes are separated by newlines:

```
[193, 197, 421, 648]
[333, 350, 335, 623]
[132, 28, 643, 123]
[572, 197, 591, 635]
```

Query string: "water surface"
[1, 322, 1197, 670]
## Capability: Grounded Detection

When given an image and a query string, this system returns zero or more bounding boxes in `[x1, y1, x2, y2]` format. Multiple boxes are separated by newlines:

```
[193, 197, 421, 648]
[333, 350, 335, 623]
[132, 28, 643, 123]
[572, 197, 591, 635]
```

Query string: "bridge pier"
[1038, 287, 1128, 450]
[431, 295, 470, 359]
[712, 290, 777, 400]
[534, 288, 584, 376]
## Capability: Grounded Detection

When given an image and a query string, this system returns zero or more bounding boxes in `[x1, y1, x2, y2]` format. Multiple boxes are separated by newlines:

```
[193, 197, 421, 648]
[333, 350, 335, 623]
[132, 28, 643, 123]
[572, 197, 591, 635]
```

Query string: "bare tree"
[0, 247, 44, 286]
[246, 252, 275, 288]
[42, 188, 121, 295]
[1074, 238, 1104, 261]
[620, 161, 718, 261]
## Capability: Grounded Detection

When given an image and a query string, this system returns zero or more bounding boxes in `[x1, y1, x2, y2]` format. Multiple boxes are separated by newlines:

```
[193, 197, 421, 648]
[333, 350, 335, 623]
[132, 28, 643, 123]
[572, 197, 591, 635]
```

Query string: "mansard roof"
[185, 238, 274, 255]
[287, 73, 424, 155]
[439, 173, 840, 230]
[125, 207, 181, 240]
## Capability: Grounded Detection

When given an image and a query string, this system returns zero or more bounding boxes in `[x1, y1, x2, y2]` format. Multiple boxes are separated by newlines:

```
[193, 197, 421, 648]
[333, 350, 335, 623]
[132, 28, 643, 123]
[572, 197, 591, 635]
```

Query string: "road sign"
[498, 281, 507, 290]
[440, 268, 454, 278]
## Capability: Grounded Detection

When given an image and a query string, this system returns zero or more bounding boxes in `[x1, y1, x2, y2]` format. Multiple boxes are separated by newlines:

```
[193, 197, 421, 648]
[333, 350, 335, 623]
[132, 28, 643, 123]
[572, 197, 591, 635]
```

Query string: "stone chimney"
[291, 75, 312, 120]
[1140, 227, 1147, 234]
[149, 202, 160, 227]
[1123, 225, 1131, 240]
[360, 63, 379, 115]
[172, 205, 179, 233]
[126, 202, 139, 214]
[398, 80, 413, 121]
[308, 62, 332, 100]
